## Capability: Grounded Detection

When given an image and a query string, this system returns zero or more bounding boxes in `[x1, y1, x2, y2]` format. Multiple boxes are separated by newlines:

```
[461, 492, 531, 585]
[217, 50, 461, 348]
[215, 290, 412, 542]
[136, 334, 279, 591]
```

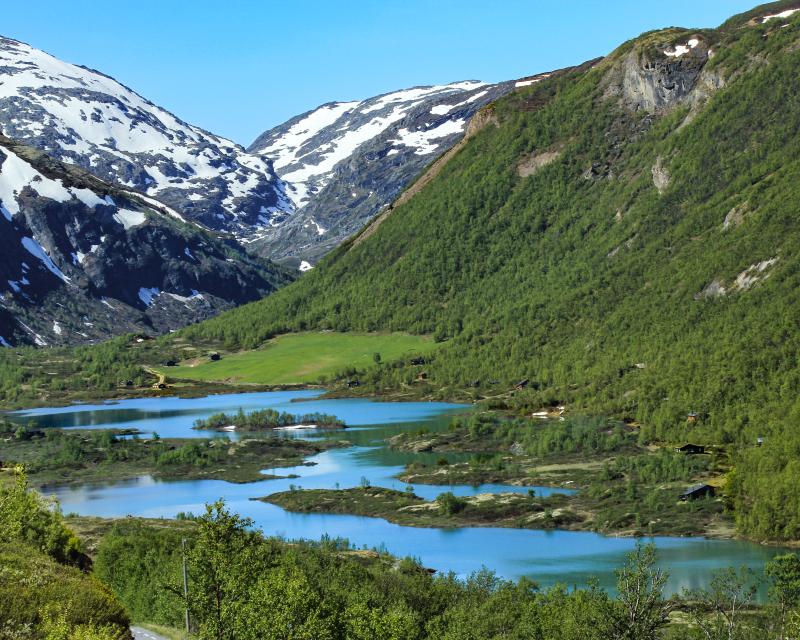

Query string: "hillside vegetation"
[155, 332, 436, 384]
[173, 1, 800, 541]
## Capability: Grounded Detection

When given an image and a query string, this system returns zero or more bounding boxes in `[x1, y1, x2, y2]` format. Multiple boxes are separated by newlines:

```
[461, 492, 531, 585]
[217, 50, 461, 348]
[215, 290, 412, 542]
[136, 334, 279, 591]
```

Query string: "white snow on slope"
[251, 81, 488, 208]
[664, 38, 699, 57]
[0, 147, 71, 214]
[0, 36, 292, 231]
[113, 208, 146, 230]
[391, 119, 467, 155]
[21, 236, 68, 281]
[138, 287, 160, 307]
[429, 90, 489, 115]
[299, 261, 313, 272]
[763, 8, 800, 20]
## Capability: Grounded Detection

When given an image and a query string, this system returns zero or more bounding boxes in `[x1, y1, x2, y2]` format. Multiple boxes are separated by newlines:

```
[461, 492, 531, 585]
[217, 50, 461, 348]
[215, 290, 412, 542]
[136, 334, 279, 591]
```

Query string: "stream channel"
[10, 390, 793, 596]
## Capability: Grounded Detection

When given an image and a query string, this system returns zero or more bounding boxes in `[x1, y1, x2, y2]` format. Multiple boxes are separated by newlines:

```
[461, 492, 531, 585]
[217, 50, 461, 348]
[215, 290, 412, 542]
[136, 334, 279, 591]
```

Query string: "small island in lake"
[0, 421, 351, 486]
[192, 408, 347, 432]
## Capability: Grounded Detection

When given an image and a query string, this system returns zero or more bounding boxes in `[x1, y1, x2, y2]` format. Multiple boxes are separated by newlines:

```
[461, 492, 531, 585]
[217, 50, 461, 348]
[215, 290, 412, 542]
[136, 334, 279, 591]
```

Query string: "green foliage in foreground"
[167, 6, 800, 540]
[0, 467, 130, 639]
[192, 407, 345, 430]
[95, 498, 800, 640]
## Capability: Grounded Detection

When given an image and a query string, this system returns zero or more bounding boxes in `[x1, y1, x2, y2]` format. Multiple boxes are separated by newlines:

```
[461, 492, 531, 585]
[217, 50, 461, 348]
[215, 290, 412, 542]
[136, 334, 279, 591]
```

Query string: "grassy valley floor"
[153, 332, 438, 384]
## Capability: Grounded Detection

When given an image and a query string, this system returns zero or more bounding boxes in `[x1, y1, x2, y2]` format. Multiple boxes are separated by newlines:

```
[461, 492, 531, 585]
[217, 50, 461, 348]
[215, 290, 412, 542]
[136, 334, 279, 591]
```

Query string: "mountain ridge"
[246, 79, 519, 265]
[0, 35, 294, 240]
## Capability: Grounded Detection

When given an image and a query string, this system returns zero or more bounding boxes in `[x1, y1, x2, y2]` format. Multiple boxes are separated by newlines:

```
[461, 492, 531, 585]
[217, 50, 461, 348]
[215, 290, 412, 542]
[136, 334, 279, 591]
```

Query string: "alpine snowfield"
[246, 79, 517, 264]
[0, 36, 293, 238]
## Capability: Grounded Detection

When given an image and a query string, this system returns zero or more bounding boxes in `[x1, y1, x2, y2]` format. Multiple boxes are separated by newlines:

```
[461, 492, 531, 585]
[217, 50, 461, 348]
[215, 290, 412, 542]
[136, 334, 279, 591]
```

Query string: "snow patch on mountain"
[21, 236, 68, 281]
[138, 287, 161, 307]
[0, 35, 293, 237]
[113, 208, 146, 230]
[249, 81, 489, 209]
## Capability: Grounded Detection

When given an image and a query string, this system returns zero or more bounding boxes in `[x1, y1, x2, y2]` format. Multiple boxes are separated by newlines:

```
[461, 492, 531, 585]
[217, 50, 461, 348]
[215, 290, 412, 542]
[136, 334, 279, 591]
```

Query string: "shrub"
[436, 492, 466, 516]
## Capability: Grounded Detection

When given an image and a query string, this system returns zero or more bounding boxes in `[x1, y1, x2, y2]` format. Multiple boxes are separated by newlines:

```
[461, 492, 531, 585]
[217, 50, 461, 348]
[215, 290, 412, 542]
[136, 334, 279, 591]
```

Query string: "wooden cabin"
[679, 483, 715, 502]
[687, 412, 699, 422]
[675, 443, 704, 455]
[417, 373, 427, 380]
[347, 380, 361, 388]
[410, 358, 425, 366]
[756, 438, 765, 447]
[162, 360, 176, 367]
[515, 378, 529, 390]
[470, 379, 480, 387]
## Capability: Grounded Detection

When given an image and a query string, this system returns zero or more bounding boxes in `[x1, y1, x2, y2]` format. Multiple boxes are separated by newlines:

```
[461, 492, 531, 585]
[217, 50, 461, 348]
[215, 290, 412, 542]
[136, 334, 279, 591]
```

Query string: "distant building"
[347, 380, 360, 387]
[679, 483, 715, 501]
[162, 360, 176, 367]
[515, 378, 529, 390]
[410, 358, 425, 366]
[756, 437, 765, 447]
[687, 412, 699, 422]
[471, 379, 480, 387]
[417, 373, 427, 380]
[487, 380, 501, 385]
[208, 353, 221, 361]
[675, 443, 705, 455]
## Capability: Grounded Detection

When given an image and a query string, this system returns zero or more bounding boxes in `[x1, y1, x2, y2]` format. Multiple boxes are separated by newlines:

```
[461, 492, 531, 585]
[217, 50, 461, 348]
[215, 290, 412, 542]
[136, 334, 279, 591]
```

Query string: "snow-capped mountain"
[246, 80, 518, 265]
[0, 134, 295, 347]
[0, 36, 294, 238]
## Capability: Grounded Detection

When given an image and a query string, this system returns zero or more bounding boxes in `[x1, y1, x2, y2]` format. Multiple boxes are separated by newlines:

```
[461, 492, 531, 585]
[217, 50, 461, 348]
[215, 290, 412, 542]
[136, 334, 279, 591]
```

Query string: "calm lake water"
[12, 392, 794, 596]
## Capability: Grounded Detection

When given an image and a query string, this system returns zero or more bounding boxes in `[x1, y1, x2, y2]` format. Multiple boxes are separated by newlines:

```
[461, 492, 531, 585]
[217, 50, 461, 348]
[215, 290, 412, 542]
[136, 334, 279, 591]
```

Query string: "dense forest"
[168, 1, 800, 541]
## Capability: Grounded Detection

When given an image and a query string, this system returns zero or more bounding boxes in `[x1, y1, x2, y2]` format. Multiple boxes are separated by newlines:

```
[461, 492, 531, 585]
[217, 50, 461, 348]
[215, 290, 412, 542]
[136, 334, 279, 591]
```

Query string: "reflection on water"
[26, 391, 794, 596]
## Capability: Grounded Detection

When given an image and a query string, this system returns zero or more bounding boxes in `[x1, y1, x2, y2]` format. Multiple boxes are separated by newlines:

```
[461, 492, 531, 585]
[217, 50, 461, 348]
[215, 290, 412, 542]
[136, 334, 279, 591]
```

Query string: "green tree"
[678, 564, 763, 640]
[0, 465, 81, 565]
[765, 553, 800, 640]
[599, 541, 671, 640]
[184, 499, 266, 640]
[373, 352, 381, 365]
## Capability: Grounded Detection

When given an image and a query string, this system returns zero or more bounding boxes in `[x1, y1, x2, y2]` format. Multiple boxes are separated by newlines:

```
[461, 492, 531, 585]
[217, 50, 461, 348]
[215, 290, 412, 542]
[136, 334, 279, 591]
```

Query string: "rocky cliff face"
[0, 135, 296, 347]
[602, 33, 713, 113]
[0, 36, 294, 240]
[246, 81, 518, 266]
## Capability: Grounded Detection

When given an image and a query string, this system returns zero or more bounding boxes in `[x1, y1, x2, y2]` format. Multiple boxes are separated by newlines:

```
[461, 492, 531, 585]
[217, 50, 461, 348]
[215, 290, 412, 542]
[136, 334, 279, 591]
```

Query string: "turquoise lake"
[11, 391, 793, 596]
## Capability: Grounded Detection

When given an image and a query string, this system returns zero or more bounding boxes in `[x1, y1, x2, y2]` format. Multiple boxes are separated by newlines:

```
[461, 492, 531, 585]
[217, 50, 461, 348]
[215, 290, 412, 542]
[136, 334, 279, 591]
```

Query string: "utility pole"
[182, 538, 190, 634]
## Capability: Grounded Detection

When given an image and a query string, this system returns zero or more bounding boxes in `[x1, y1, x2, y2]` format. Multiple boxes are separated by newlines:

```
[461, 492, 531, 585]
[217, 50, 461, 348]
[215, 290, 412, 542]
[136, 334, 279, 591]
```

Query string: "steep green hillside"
[176, 1, 800, 541]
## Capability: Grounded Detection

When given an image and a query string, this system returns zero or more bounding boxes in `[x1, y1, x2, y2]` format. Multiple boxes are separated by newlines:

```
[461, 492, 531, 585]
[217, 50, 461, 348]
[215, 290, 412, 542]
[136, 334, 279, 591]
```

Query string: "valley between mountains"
[5, 2, 800, 638]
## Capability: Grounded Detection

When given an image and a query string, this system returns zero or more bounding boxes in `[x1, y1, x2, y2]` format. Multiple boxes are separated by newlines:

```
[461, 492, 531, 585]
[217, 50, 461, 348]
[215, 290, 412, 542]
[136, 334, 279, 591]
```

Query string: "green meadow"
[159, 332, 436, 384]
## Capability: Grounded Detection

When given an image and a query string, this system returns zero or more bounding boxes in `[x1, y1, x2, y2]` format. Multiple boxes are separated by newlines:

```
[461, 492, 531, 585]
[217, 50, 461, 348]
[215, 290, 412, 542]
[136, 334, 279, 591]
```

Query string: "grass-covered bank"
[153, 331, 437, 384]
[258, 486, 590, 532]
[386, 413, 733, 538]
[0, 425, 351, 486]
[258, 479, 729, 538]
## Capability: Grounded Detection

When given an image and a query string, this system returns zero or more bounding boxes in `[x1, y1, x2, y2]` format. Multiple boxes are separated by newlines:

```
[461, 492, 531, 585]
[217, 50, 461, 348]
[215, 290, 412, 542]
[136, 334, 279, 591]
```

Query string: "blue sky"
[5, 0, 760, 146]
